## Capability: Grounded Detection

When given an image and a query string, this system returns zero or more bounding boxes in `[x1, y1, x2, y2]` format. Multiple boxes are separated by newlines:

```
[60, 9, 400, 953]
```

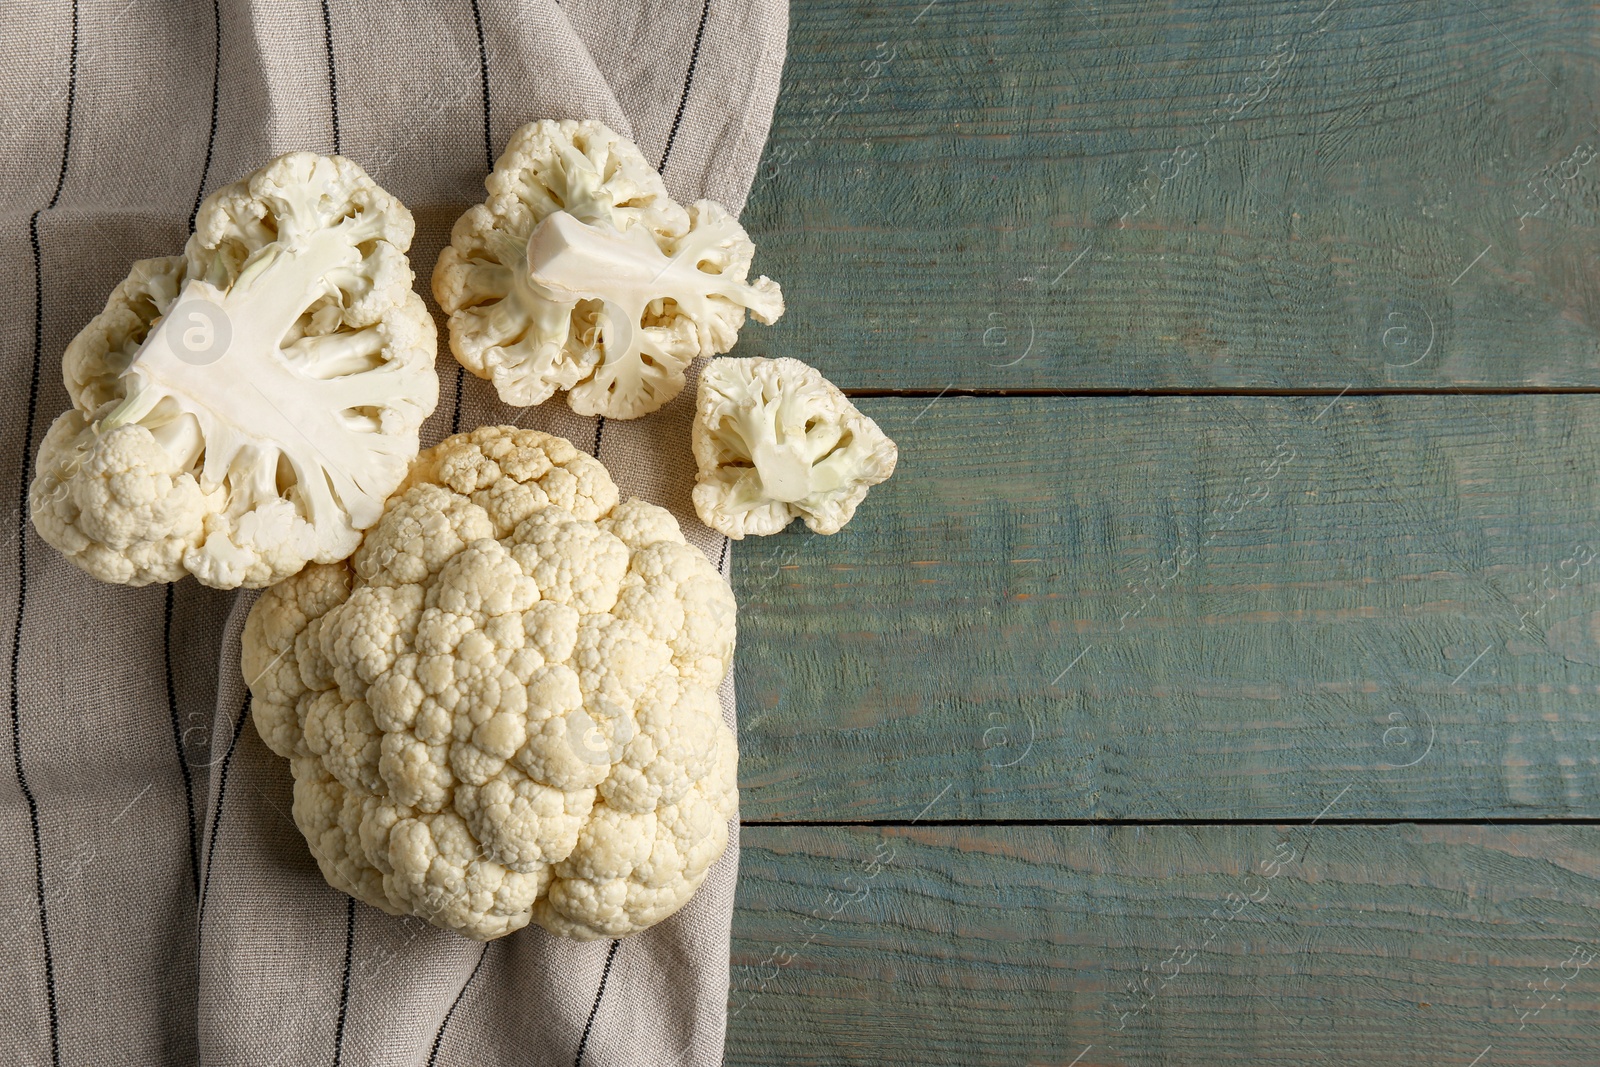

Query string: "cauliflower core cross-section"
[433, 119, 783, 419]
[242, 426, 739, 941]
[29, 152, 438, 589]
[692, 357, 899, 538]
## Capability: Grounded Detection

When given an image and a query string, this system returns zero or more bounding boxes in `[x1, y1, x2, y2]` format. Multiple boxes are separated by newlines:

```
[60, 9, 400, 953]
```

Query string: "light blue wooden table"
[726, 1, 1600, 1063]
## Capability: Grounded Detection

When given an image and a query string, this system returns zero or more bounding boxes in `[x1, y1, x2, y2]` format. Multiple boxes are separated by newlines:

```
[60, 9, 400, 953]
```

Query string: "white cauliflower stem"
[30, 152, 438, 588]
[242, 427, 739, 941]
[433, 119, 783, 418]
[692, 357, 898, 538]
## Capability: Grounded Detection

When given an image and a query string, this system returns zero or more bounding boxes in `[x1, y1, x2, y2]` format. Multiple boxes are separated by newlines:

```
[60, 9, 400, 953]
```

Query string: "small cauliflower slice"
[243, 426, 739, 942]
[433, 119, 783, 418]
[30, 152, 439, 589]
[692, 356, 898, 538]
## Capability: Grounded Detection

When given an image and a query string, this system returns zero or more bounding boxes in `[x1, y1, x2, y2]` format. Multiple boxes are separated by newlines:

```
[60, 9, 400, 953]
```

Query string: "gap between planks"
[743, 817, 1600, 827]
[842, 385, 1600, 399]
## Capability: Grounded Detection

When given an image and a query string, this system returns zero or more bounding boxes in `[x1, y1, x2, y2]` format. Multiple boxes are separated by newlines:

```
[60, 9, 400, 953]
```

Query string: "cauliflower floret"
[243, 427, 738, 941]
[432, 119, 783, 419]
[692, 356, 898, 538]
[242, 562, 354, 758]
[30, 152, 439, 589]
[614, 541, 738, 686]
[535, 724, 737, 940]
[29, 416, 219, 586]
[597, 497, 686, 552]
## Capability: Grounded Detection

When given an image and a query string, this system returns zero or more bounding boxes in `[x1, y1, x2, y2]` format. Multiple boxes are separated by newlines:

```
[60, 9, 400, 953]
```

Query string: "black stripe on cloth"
[591, 417, 605, 458]
[196, 693, 251, 932]
[449, 364, 465, 436]
[572, 939, 621, 1067]
[658, 0, 711, 172]
[323, 14, 356, 1063]
[450, 0, 495, 439]
[468, 0, 493, 170]
[332, 896, 356, 1065]
[717, 535, 729, 572]
[170, 28, 223, 898]
[188, 0, 221, 230]
[164, 587, 199, 897]
[426, 943, 489, 1066]
[13, 215, 59, 1051]
[319, 0, 341, 154]
[12, 4, 80, 1063]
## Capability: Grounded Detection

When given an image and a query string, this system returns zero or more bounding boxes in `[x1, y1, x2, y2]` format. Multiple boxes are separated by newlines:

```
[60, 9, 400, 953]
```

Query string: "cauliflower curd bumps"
[242, 427, 739, 941]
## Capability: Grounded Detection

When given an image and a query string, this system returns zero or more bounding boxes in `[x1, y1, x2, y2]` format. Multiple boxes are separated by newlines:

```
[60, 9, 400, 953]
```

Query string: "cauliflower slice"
[30, 152, 438, 588]
[242, 426, 739, 942]
[432, 119, 783, 419]
[692, 357, 898, 538]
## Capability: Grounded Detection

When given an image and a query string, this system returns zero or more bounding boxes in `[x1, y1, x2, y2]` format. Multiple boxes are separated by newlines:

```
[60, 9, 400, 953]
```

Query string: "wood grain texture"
[734, 396, 1600, 821]
[738, 0, 1600, 391]
[727, 825, 1600, 1066]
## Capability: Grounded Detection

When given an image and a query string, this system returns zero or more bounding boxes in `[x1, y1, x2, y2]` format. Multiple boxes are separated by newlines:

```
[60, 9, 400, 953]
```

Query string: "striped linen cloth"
[0, 0, 785, 1063]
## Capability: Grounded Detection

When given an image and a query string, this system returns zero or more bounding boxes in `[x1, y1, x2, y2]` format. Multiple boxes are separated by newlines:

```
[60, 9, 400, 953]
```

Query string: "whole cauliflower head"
[30, 152, 438, 589]
[433, 119, 783, 419]
[242, 426, 739, 941]
[693, 357, 899, 538]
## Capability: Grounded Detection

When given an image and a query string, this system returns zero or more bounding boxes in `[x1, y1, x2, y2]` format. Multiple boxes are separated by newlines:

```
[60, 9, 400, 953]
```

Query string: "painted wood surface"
[725, 1, 1600, 1063]
[739, 0, 1600, 391]
[728, 825, 1600, 1066]
[734, 395, 1600, 821]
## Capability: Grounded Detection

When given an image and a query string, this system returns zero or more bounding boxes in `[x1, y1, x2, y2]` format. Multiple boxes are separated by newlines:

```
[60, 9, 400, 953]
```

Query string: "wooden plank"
[740, 0, 1600, 390]
[728, 825, 1600, 1066]
[733, 396, 1600, 821]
